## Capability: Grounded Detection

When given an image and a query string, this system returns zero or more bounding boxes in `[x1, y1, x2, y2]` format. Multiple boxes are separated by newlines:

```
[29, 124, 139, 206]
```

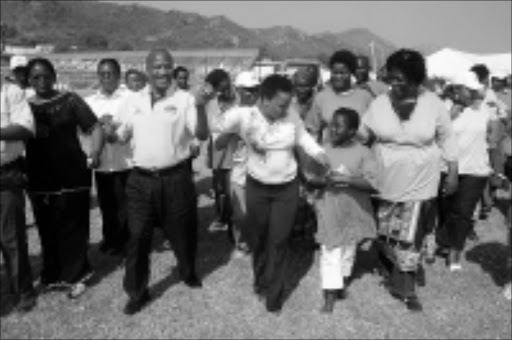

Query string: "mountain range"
[1, 0, 397, 61]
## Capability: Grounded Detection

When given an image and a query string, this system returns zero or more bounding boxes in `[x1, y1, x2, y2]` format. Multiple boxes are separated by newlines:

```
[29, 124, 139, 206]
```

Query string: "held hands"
[489, 173, 509, 190]
[87, 152, 101, 169]
[442, 172, 458, 196]
[99, 114, 114, 126]
[99, 115, 121, 143]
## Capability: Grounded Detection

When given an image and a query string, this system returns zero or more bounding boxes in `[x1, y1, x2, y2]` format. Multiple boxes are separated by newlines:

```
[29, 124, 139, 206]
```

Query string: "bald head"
[146, 47, 174, 93]
[146, 48, 173, 70]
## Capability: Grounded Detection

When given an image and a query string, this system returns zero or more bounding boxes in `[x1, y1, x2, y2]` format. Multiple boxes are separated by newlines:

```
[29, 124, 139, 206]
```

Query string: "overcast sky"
[106, 0, 511, 54]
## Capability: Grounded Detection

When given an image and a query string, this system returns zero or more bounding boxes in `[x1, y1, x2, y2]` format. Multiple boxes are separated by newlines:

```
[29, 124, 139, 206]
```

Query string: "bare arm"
[88, 124, 105, 168]
[194, 103, 209, 141]
[0, 125, 33, 140]
[328, 172, 377, 193]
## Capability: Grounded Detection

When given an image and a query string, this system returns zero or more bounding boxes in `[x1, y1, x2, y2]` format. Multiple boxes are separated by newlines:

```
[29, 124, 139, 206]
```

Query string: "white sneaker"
[67, 271, 94, 299]
[449, 263, 462, 272]
[67, 282, 87, 299]
[231, 249, 246, 260]
[503, 283, 511, 300]
[208, 221, 228, 232]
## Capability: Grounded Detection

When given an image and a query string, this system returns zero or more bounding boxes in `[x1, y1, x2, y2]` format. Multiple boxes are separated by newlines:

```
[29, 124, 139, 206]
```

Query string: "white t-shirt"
[361, 91, 458, 202]
[451, 104, 495, 176]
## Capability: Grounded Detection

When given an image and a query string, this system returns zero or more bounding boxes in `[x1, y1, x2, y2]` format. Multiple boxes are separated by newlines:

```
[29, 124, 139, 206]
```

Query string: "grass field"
[1, 151, 511, 339]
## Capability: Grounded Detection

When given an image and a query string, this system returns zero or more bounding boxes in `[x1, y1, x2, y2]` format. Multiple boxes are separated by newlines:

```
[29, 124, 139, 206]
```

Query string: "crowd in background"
[1, 46, 511, 317]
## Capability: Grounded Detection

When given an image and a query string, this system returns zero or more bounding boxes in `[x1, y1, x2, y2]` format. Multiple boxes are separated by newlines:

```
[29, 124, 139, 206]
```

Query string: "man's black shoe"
[123, 291, 151, 316]
[390, 292, 423, 312]
[265, 301, 282, 314]
[404, 296, 423, 312]
[183, 275, 202, 288]
[336, 288, 348, 300]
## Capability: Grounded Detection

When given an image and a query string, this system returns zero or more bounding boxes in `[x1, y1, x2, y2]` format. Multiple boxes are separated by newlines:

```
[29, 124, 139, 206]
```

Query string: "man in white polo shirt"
[209, 74, 329, 313]
[116, 48, 209, 315]
[0, 82, 37, 312]
[86, 58, 131, 256]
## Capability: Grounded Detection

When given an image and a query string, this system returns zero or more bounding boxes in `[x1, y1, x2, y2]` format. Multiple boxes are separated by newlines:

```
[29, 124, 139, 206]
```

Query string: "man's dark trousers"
[123, 161, 199, 301]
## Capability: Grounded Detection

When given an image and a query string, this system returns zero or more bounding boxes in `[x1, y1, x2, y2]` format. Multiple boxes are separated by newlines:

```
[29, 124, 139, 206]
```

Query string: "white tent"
[427, 48, 511, 82]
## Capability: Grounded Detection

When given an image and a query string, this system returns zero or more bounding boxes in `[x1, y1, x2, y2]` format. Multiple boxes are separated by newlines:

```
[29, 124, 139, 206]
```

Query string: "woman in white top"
[360, 49, 458, 312]
[210, 74, 328, 313]
[437, 71, 501, 271]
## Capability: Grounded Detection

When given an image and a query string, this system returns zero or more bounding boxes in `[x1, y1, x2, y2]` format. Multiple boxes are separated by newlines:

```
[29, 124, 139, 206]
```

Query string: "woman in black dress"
[25, 58, 104, 299]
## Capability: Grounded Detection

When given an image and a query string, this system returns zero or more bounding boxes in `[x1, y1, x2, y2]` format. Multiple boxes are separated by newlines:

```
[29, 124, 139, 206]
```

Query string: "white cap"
[10, 55, 28, 70]
[453, 71, 484, 91]
[235, 71, 259, 88]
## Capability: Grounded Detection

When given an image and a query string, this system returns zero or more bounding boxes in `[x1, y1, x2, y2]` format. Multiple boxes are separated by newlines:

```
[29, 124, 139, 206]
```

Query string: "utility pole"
[369, 40, 377, 73]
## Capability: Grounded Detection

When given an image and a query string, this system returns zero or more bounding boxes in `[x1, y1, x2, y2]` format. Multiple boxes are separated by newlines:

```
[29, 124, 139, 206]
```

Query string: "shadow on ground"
[0, 238, 125, 318]
[466, 241, 511, 287]
[347, 238, 380, 287]
[143, 190, 234, 310]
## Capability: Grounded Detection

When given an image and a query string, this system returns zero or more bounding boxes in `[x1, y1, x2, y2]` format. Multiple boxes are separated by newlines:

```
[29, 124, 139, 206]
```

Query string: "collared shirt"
[85, 88, 132, 172]
[361, 90, 458, 202]
[117, 88, 198, 169]
[0, 83, 34, 166]
[211, 105, 325, 185]
[305, 84, 374, 142]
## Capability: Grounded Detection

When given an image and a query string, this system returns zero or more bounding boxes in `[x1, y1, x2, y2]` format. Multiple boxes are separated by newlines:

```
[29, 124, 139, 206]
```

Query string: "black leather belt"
[133, 160, 189, 177]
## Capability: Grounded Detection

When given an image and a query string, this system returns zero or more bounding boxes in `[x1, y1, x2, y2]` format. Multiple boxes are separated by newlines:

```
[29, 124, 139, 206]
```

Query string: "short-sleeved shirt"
[25, 92, 98, 192]
[314, 142, 378, 248]
[211, 105, 325, 185]
[117, 88, 198, 169]
[305, 84, 373, 143]
[1, 83, 34, 166]
[361, 91, 458, 202]
[85, 88, 132, 172]
[451, 104, 497, 176]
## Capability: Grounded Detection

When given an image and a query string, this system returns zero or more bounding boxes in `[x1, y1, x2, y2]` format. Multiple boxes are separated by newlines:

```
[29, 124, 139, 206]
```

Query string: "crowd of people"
[0, 46, 510, 318]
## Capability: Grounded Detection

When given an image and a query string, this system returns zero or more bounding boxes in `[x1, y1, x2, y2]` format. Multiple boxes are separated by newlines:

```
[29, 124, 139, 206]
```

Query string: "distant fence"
[1, 48, 260, 96]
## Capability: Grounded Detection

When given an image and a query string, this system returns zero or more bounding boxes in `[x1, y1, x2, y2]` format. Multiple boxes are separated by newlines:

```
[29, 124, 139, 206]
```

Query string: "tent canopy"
[427, 48, 511, 82]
